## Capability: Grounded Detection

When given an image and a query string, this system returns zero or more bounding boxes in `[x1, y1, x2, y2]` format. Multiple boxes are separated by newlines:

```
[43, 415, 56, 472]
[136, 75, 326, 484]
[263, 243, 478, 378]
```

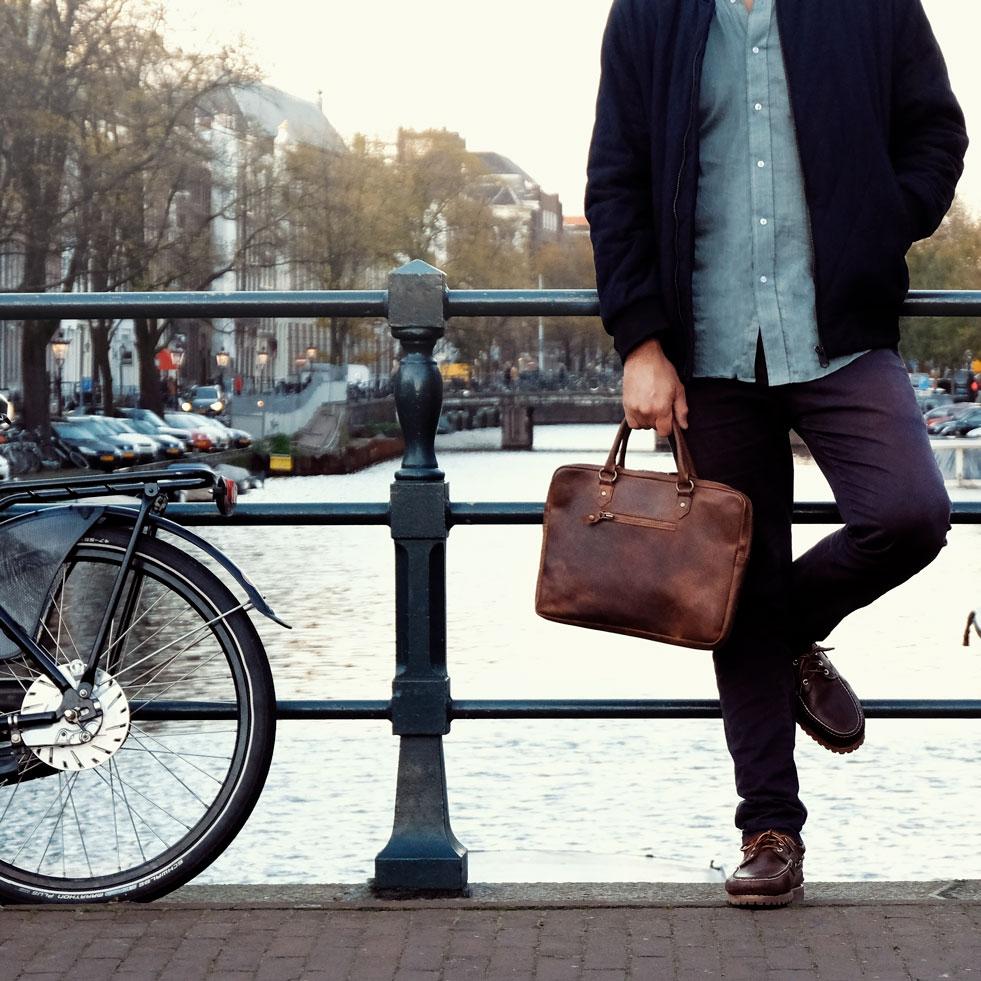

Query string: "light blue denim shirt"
[691, 0, 866, 385]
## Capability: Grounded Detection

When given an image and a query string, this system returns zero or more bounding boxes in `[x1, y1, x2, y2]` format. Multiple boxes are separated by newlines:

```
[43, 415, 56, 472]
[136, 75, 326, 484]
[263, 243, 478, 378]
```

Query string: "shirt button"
[752, 46, 761, 54]
[754, 102, 763, 111]
[759, 218, 768, 225]
[757, 160, 766, 168]
[760, 276, 768, 284]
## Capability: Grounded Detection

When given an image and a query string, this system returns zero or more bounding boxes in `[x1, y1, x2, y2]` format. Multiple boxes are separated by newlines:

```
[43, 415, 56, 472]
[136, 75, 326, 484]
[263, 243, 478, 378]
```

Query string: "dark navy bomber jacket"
[584, 0, 969, 376]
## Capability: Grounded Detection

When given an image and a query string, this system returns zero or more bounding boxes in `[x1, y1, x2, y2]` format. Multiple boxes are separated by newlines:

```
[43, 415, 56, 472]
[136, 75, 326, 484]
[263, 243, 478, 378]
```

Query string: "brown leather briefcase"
[535, 419, 753, 649]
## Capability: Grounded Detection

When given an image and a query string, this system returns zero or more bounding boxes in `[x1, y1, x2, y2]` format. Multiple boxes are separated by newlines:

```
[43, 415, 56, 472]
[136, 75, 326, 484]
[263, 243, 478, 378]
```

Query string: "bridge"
[2, 262, 981, 890]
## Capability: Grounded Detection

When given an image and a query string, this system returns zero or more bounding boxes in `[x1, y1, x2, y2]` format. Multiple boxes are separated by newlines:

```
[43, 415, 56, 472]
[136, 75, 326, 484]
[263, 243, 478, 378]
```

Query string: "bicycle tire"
[67, 450, 90, 469]
[0, 524, 276, 903]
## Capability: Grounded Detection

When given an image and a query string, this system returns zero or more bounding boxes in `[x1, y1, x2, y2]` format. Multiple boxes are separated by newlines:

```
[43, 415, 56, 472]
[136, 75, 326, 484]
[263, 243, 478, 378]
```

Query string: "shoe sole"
[798, 722, 865, 755]
[726, 885, 804, 908]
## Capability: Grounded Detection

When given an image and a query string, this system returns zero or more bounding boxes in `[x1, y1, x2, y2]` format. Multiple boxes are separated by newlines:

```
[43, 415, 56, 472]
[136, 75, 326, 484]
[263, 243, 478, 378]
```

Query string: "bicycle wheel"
[0, 524, 276, 903]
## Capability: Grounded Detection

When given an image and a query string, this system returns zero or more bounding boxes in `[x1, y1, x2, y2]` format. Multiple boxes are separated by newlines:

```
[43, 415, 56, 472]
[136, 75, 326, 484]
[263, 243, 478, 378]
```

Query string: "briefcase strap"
[600, 419, 698, 484]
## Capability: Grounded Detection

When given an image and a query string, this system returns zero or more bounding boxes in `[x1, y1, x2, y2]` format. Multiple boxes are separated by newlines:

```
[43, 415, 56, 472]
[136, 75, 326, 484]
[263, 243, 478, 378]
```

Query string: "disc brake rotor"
[19, 662, 130, 771]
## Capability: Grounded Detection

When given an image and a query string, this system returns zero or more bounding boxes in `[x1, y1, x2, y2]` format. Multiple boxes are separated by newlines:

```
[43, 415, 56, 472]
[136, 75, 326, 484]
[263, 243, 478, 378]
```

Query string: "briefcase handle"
[600, 419, 698, 484]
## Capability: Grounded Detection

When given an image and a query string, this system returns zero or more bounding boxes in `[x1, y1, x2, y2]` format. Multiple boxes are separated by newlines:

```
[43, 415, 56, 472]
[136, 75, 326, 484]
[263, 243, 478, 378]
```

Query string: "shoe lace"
[794, 644, 838, 685]
[741, 830, 798, 861]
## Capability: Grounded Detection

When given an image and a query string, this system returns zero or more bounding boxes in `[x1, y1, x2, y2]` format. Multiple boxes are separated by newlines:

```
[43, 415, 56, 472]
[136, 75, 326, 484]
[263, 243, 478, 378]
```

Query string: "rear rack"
[0, 467, 220, 511]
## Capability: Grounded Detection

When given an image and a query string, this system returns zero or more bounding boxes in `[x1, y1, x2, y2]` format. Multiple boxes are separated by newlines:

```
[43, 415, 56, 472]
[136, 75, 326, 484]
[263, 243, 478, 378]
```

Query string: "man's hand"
[622, 338, 688, 436]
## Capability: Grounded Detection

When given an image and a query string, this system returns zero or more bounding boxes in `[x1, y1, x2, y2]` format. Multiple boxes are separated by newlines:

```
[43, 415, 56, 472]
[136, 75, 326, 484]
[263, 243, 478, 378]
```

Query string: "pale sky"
[167, 0, 981, 218]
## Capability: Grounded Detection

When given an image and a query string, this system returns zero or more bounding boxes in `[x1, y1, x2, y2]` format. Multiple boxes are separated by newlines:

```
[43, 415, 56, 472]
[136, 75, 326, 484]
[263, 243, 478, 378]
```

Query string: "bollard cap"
[389, 260, 446, 337]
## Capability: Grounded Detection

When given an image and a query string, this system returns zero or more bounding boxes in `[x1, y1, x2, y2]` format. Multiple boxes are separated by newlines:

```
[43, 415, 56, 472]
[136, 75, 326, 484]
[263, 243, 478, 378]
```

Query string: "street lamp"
[294, 356, 307, 388]
[215, 349, 230, 389]
[256, 349, 268, 392]
[305, 345, 317, 364]
[50, 334, 70, 416]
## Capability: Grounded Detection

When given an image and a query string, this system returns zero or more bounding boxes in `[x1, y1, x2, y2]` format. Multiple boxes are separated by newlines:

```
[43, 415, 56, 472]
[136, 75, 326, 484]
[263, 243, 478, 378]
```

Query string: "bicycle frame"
[0, 467, 284, 738]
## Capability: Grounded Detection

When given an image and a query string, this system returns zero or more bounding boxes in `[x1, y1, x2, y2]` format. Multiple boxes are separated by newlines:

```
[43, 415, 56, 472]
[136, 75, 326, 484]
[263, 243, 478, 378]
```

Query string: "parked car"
[118, 418, 185, 458]
[223, 426, 253, 449]
[118, 407, 196, 450]
[94, 416, 163, 463]
[935, 407, 981, 437]
[167, 412, 231, 450]
[163, 413, 216, 452]
[52, 422, 124, 471]
[925, 402, 976, 433]
[165, 462, 260, 500]
[179, 385, 228, 418]
[59, 417, 142, 465]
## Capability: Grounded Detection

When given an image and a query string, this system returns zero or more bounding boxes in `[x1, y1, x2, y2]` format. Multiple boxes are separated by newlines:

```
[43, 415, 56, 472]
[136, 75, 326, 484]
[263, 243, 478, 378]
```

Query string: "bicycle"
[0, 464, 283, 903]
[0, 429, 42, 476]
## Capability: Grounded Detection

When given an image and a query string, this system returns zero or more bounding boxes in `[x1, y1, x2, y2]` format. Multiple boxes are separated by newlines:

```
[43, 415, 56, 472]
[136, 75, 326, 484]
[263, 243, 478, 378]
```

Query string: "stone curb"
[7, 879, 971, 911]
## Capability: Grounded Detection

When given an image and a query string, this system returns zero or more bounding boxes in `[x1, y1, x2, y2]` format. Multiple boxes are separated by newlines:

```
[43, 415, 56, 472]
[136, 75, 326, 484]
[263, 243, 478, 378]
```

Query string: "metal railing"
[3, 261, 981, 894]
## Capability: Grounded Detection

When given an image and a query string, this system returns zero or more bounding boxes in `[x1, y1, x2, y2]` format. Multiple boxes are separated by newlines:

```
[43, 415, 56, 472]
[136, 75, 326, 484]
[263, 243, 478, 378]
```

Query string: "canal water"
[196, 425, 981, 885]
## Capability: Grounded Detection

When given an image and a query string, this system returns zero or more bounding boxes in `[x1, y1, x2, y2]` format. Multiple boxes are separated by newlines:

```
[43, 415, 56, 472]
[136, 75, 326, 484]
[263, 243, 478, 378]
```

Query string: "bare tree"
[0, 0, 259, 425]
[0, 0, 133, 427]
[283, 136, 400, 362]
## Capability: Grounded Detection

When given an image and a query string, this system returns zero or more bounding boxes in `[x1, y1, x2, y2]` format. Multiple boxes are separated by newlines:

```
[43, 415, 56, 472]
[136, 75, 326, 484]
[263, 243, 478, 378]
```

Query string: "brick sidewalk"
[1, 895, 979, 980]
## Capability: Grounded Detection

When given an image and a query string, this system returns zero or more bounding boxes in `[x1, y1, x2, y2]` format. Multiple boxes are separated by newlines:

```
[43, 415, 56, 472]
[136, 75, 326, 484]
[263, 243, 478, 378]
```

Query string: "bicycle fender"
[0, 506, 106, 660]
[103, 509, 290, 629]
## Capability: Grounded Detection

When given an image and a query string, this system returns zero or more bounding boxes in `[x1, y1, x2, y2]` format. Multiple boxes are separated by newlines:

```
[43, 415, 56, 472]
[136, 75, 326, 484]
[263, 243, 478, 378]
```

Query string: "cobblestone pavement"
[1, 896, 980, 980]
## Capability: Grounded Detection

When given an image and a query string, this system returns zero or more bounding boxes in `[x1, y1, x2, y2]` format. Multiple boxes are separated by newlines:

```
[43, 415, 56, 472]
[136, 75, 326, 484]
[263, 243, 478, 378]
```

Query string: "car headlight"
[210, 401, 223, 412]
[181, 401, 192, 411]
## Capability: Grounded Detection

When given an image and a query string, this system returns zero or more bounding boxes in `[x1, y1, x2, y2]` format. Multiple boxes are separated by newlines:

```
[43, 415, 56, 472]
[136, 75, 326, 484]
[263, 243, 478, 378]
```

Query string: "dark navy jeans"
[682, 347, 950, 837]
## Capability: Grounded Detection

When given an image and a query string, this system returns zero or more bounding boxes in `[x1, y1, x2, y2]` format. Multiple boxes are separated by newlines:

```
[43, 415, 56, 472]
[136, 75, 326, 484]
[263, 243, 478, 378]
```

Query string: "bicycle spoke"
[96, 763, 192, 834]
[110, 758, 147, 863]
[99, 588, 170, 665]
[11, 771, 79, 865]
[128, 648, 226, 717]
[110, 763, 121, 874]
[0, 769, 23, 824]
[35, 775, 67, 874]
[120, 745, 232, 763]
[118, 624, 215, 693]
[93, 763, 172, 848]
[66, 783, 93, 878]
[113, 602, 246, 684]
[128, 723, 229, 783]
[126, 732, 210, 806]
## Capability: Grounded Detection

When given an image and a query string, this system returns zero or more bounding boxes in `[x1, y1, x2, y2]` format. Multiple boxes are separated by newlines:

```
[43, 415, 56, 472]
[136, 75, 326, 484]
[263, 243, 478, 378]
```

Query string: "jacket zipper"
[589, 510, 677, 531]
[672, 12, 712, 382]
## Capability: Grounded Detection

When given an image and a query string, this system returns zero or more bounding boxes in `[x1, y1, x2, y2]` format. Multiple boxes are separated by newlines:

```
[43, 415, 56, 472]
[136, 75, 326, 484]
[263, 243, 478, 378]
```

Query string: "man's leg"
[787, 348, 951, 646]
[683, 376, 807, 837]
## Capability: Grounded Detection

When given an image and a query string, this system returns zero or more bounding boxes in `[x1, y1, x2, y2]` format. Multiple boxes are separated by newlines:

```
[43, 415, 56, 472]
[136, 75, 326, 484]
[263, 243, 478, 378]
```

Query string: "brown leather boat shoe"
[725, 830, 805, 908]
[794, 644, 865, 754]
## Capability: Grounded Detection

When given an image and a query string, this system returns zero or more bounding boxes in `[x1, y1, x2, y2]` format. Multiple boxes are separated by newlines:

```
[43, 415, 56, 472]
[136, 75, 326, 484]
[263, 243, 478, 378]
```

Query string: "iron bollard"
[373, 260, 467, 894]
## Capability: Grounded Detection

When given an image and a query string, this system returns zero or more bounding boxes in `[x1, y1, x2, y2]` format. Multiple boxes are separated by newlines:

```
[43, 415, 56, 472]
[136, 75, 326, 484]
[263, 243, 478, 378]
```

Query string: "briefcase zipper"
[588, 511, 676, 531]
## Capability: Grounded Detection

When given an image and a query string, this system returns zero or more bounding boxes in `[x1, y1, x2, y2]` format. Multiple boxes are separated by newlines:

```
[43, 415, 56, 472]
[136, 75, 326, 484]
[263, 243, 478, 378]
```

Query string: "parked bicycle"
[0, 464, 282, 903]
[0, 428, 42, 476]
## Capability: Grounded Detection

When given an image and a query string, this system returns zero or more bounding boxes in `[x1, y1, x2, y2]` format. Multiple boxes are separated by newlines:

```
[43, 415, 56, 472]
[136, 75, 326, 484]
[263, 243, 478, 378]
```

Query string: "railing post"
[373, 259, 467, 894]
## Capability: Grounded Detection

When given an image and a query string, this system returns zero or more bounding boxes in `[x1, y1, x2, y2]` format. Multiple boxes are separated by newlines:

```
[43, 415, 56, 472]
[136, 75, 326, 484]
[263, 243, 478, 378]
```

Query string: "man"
[585, 0, 967, 907]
